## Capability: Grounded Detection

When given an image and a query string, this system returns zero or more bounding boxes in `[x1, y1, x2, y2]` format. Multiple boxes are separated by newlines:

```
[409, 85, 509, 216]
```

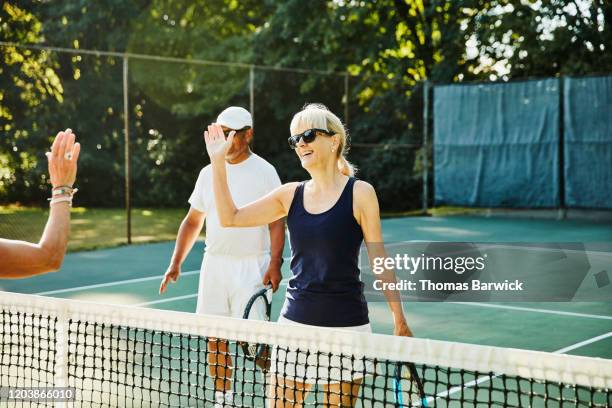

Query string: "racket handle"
[393, 377, 404, 406]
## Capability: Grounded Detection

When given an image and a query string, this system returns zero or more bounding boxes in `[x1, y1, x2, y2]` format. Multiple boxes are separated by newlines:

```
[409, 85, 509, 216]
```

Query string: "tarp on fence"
[434, 79, 560, 208]
[564, 76, 612, 209]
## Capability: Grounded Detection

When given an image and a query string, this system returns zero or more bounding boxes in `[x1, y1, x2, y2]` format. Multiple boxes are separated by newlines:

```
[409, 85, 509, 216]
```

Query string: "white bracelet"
[50, 196, 73, 206]
[52, 187, 78, 197]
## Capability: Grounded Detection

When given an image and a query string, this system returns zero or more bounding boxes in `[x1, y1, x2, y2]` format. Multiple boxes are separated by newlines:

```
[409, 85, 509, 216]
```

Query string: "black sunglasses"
[223, 126, 251, 139]
[288, 128, 335, 149]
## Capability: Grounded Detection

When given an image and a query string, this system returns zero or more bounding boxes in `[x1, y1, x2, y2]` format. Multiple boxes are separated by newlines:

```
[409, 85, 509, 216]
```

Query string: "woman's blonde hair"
[289, 103, 356, 177]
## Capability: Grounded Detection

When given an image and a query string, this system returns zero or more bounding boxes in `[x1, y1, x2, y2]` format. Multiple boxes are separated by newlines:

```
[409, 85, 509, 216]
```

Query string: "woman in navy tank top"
[204, 104, 412, 407]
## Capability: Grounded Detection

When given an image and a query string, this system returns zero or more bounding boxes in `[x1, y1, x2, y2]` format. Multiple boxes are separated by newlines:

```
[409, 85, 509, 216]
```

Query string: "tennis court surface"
[1, 216, 611, 406]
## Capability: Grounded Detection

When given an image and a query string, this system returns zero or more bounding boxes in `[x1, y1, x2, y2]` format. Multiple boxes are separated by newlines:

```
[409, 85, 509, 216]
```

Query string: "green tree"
[252, 0, 483, 209]
[2, 0, 610, 211]
[0, 2, 65, 203]
[6, 0, 269, 207]
[471, 0, 611, 79]
[124, 0, 270, 206]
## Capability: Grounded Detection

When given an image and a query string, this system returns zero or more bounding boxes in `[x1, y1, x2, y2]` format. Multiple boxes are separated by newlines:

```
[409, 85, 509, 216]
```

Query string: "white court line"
[380, 241, 612, 258]
[130, 259, 291, 306]
[448, 302, 612, 321]
[133, 294, 198, 307]
[35, 270, 201, 296]
[136, 281, 292, 307]
[35, 267, 612, 321]
[554, 331, 612, 354]
[282, 281, 612, 321]
[42, 278, 612, 322]
[136, 278, 293, 307]
[430, 331, 612, 403]
[36, 256, 293, 297]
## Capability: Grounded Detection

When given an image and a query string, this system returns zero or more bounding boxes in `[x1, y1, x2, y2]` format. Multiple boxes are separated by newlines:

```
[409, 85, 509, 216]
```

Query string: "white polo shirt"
[188, 153, 282, 257]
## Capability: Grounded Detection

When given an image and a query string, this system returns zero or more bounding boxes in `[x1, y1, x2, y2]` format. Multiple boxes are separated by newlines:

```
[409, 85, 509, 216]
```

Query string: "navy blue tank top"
[281, 177, 369, 327]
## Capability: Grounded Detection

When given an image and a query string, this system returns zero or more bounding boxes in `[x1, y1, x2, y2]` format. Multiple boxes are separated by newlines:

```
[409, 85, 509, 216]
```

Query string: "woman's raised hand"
[204, 123, 233, 163]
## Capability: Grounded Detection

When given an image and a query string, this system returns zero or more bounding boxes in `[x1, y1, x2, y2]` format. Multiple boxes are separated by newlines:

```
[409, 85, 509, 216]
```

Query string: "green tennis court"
[2, 215, 611, 361]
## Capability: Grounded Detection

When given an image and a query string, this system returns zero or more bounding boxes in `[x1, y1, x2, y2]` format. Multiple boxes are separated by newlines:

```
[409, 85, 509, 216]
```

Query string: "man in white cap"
[159, 107, 284, 407]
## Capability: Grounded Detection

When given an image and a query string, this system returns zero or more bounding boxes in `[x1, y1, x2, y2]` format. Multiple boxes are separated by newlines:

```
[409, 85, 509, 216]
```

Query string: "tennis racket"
[240, 285, 272, 372]
[393, 362, 428, 407]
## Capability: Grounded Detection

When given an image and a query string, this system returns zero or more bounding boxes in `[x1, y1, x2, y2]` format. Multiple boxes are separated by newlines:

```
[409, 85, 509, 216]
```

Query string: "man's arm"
[169, 207, 206, 268]
[159, 207, 205, 294]
[263, 218, 285, 292]
[0, 129, 80, 279]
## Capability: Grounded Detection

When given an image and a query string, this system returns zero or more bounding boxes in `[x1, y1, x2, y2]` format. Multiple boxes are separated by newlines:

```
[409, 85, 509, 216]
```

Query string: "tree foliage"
[1, 0, 610, 210]
[0, 3, 63, 200]
[472, 0, 611, 79]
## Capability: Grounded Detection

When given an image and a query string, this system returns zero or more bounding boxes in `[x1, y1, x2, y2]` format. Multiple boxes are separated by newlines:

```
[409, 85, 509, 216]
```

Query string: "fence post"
[250, 66, 255, 127]
[558, 76, 566, 220]
[344, 72, 349, 129]
[123, 56, 132, 244]
[249, 65, 255, 151]
[422, 80, 430, 215]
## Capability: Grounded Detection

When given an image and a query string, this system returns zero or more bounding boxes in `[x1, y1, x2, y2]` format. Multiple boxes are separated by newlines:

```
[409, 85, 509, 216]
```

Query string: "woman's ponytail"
[337, 155, 356, 177]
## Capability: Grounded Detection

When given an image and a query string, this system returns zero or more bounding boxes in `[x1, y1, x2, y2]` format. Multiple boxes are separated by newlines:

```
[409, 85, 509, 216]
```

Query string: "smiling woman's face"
[289, 104, 355, 177]
[292, 126, 336, 170]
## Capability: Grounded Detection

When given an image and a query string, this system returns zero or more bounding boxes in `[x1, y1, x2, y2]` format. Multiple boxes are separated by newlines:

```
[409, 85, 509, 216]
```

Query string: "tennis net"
[1, 291, 611, 407]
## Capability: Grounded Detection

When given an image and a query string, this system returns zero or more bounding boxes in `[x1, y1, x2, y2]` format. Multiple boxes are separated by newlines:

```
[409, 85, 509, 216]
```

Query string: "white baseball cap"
[216, 106, 252, 130]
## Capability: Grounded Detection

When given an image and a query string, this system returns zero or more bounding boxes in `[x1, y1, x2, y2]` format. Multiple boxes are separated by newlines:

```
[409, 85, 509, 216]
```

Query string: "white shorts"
[195, 252, 270, 319]
[271, 315, 373, 384]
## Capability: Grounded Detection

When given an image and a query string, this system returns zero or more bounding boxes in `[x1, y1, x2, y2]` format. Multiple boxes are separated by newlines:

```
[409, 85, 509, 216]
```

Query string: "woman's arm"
[354, 180, 413, 337]
[0, 130, 80, 278]
[0, 203, 70, 277]
[204, 123, 297, 227]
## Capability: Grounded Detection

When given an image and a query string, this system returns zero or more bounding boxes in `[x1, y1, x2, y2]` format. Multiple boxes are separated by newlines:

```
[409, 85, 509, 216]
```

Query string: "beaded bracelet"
[52, 185, 76, 197]
[49, 196, 74, 206]
[49, 186, 78, 206]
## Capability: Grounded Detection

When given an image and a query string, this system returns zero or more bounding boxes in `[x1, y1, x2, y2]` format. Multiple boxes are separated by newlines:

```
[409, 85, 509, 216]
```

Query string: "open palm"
[204, 123, 233, 162]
